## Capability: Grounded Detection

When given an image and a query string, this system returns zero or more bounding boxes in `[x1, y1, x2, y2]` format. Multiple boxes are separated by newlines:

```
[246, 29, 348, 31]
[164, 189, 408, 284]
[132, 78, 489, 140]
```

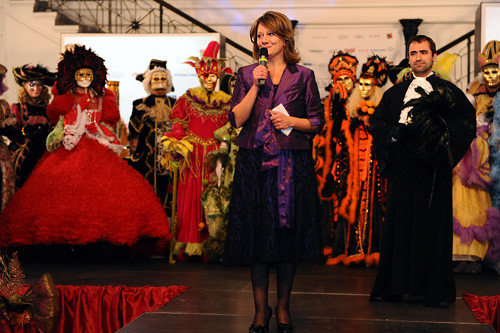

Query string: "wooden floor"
[16, 245, 498, 333]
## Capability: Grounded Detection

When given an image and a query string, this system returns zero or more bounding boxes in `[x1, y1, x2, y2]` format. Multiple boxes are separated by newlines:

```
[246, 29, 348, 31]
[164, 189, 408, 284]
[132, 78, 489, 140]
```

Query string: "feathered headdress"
[12, 64, 57, 87]
[361, 55, 389, 87]
[328, 52, 358, 84]
[184, 41, 233, 77]
[478, 40, 500, 71]
[55, 44, 107, 96]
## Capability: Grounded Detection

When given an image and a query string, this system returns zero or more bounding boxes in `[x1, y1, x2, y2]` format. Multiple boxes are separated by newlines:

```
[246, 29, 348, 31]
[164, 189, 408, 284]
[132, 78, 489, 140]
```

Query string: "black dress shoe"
[370, 294, 402, 303]
[425, 300, 451, 308]
[436, 300, 451, 308]
[371, 296, 386, 302]
[249, 306, 272, 333]
[277, 322, 293, 333]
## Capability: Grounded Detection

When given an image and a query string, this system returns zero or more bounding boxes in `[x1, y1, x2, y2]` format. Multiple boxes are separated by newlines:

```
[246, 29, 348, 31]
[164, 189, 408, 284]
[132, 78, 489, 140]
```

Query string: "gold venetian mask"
[336, 75, 354, 94]
[74, 68, 93, 88]
[359, 77, 375, 99]
[483, 66, 500, 88]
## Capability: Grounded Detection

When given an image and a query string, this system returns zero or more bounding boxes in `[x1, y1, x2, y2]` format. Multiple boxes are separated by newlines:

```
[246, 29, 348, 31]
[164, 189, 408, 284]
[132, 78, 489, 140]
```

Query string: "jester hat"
[184, 41, 233, 77]
[478, 40, 500, 71]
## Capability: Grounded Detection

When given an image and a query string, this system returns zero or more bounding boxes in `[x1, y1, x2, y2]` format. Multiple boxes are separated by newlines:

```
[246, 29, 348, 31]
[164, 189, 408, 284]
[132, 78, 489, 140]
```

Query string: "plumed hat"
[137, 59, 174, 95]
[361, 55, 389, 87]
[55, 44, 107, 95]
[328, 52, 358, 84]
[184, 41, 233, 77]
[478, 40, 500, 71]
[12, 64, 57, 87]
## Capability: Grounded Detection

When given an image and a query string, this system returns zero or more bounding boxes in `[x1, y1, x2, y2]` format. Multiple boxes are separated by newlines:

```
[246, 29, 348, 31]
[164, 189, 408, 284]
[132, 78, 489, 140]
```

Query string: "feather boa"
[405, 85, 454, 164]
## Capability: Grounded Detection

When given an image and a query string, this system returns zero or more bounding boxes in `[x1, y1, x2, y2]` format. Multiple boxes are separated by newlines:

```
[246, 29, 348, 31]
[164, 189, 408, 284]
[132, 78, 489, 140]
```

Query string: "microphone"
[258, 48, 268, 87]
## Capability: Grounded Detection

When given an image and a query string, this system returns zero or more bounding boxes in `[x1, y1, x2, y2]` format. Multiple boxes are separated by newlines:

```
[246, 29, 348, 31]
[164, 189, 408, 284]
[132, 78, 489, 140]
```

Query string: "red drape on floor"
[463, 293, 500, 333]
[0, 285, 189, 333]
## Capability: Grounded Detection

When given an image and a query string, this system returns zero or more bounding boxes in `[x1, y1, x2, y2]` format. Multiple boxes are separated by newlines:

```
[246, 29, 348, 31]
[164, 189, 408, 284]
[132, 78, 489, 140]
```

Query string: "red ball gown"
[0, 88, 170, 247]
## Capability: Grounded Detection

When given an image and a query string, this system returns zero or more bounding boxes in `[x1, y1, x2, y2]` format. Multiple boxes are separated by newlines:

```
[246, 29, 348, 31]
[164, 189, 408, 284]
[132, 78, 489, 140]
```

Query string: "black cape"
[369, 74, 476, 306]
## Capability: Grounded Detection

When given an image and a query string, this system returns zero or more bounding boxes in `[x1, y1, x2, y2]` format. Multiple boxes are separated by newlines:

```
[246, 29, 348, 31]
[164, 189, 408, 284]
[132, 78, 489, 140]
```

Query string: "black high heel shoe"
[277, 322, 293, 333]
[275, 306, 293, 333]
[248, 306, 272, 333]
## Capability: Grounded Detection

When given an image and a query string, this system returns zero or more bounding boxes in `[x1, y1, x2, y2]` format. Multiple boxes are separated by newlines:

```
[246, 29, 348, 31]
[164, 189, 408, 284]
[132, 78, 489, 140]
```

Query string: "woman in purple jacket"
[223, 11, 325, 333]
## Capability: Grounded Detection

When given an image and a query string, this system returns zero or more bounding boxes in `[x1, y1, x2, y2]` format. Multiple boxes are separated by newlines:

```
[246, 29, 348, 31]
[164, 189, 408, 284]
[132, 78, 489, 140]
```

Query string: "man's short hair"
[408, 35, 437, 56]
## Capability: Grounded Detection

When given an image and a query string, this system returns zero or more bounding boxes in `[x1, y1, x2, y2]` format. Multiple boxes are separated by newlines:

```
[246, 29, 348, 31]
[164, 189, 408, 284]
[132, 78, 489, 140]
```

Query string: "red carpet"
[0, 285, 189, 333]
[463, 293, 500, 332]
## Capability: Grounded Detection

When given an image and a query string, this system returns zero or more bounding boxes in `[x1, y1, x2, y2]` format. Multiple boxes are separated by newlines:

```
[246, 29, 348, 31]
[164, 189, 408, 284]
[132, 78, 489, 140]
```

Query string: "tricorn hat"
[135, 59, 167, 82]
[13, 64, 57, 87]
[137, 59, 174, 95]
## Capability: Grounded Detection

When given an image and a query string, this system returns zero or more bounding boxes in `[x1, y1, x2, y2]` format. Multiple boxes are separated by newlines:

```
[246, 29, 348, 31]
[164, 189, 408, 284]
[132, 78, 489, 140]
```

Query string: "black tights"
[250, 262, 296, 325]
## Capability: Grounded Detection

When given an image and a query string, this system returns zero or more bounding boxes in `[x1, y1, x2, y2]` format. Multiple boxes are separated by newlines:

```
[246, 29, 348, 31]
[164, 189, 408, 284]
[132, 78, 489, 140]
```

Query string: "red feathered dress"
[170, 87, 231, 256]
[0, 88, 170, 247]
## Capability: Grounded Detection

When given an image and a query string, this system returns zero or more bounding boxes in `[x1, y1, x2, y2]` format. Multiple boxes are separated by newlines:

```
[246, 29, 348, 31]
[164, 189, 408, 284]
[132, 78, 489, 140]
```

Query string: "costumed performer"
[9, 65, 57, 189]
[0, 64, 15, 210]
[200, 122, 240, 262]
[223, 11, 324, 333]
[220, 71, 238, 96]
[369, 35, 476, 307]
[490, 89, 500, 275]
[329, 55, 388, 266]
[314, 52, 358, 256]
[163, 40, 232, 260]
[452, 40, 500, 274]
[128, 59, 176, 213]
[0, 45, 170, 248]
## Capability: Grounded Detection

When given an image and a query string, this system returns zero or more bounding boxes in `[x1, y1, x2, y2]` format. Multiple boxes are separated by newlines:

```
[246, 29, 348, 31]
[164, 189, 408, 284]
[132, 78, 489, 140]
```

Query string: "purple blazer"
[229, 63, 324, 150]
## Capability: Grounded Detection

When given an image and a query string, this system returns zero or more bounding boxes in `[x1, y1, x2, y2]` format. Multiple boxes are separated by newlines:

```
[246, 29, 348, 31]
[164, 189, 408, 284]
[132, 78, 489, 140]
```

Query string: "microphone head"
[259, 48, 268, 59]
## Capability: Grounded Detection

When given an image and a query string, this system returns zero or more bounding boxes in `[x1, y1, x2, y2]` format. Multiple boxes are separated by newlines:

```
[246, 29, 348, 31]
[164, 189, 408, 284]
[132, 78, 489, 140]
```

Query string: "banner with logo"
[297, 24, 405, 97]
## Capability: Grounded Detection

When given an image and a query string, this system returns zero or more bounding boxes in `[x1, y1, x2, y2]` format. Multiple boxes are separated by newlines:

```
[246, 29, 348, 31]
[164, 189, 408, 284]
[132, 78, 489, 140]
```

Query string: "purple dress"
[223, 63, 325, 265]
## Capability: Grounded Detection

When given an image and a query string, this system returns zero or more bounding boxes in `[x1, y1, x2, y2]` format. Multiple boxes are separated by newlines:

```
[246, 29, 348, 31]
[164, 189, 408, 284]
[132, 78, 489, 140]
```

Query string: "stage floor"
[16, 246, 498, 332]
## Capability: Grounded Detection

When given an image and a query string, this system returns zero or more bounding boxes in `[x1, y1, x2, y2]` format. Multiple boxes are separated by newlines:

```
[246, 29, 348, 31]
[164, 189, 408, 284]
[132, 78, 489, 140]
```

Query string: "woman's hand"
[252, 65, 268, 87]
[270, 111, 293, 130]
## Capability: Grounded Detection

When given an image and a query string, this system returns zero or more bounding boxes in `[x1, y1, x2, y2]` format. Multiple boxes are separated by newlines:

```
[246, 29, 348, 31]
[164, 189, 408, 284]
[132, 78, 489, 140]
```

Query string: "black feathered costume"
[369, 73, 475, 306]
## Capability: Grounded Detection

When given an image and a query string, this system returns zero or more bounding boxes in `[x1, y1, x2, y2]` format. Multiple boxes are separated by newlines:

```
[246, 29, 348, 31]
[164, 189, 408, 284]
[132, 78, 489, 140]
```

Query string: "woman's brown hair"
[249, 11, 300, 64]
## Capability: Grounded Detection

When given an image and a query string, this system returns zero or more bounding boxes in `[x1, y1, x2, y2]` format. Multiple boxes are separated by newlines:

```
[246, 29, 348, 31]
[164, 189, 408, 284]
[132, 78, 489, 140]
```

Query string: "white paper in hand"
[271, 103, 292, 136]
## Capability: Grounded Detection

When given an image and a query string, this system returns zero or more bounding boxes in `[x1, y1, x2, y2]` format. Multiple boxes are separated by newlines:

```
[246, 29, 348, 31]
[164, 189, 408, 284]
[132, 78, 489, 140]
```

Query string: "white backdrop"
[62, 33, 221, 124]
[296, 24, 405, 97]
